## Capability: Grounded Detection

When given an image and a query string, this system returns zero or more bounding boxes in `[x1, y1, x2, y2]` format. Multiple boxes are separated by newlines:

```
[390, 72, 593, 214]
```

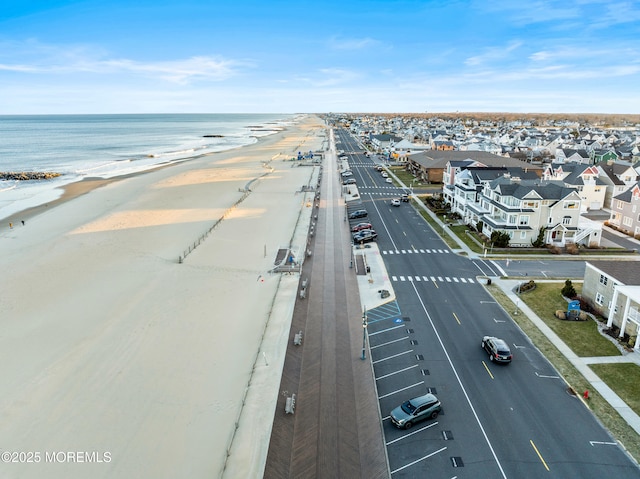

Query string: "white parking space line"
[372, 349, 414, 364]
[375, 364, 419, 380]
[370, 336, 409, 350]
[378, 381, 424, 399]
[369, 325, 406, 336]
[385, 421, 439, 445]
[390, 447, 448, 475]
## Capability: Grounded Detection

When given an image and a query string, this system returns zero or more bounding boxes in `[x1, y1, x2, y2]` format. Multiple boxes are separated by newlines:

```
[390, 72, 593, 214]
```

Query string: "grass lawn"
[487, 283, 640, 462]
[388, 166, 416, 186]
[590, 363, 640, 417]
[518, 282, 621, 357]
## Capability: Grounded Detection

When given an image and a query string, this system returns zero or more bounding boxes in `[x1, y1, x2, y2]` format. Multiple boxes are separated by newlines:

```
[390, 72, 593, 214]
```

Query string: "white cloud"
[0, 40, 248, 84]
[328, 36, 380, 50]
[465, 41, 523, 66]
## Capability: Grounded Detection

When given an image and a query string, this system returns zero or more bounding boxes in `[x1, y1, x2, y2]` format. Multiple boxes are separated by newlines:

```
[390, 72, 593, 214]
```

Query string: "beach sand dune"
[0, 115, 326, 478]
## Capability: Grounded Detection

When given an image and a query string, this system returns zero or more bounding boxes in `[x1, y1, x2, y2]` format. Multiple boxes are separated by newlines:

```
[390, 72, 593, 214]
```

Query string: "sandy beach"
[0, 115, 326, 478]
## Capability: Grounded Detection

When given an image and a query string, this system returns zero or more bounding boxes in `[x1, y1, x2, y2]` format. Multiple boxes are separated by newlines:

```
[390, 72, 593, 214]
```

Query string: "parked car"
[385, 177, 393, 183]
[400, 194, 410, 202]
[390, 199, 401, 207]
[343, 178, 357, 185]
[353, 230, 377, 243]
[481, 336, 513, 363]
[348, 210, 368, 219]
[341, 170, 353, 177]
[390, 393, 441, 429]
[381, 172, 388, 178]
[351, 222, 372, 232]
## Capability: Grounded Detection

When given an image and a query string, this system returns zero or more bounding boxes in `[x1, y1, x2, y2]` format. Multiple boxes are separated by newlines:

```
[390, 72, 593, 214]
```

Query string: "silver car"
[390, 393, 441, 429]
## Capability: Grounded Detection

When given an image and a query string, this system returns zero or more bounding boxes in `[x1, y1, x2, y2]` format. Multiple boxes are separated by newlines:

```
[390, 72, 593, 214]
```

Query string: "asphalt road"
[335, 129, 640, 478]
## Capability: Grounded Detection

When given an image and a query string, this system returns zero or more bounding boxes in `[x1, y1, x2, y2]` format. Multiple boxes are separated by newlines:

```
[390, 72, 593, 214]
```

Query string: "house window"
[520, 231, 527, 239]
[616, 200, 624, 209]
[562, 216, 571, 225]
[548, 217, 553, 224]
[509, 215, 517, 224]
[623, 216, 633, 227]
[595, 293, 605, 306]
[564, 201, 578, 209]
[599, 274, 608, 286]
[523, 201, 538, 209]
[519, 215, 529, 226]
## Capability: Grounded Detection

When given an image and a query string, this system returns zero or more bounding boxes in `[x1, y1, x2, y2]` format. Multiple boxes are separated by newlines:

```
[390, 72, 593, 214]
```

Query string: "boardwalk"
[264, 149, 389, 478]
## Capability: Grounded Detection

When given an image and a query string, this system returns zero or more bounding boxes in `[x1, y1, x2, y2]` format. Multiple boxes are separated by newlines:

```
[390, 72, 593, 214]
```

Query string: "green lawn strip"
[412, 202, 459, 249]
[518, 283, 621, 357]
[590, 363, 640, 417]
[487, 285, 640, 462]
[388, 166, 416, 185]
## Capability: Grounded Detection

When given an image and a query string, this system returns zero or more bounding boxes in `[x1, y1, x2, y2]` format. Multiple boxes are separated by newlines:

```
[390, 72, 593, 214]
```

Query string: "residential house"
[543, 163, 607, 211]
[556, 148, 591, 164]
[597, 161, 639, 208]
[468, 177, 590, 247]
[370, 133, 402, 152]
[582, 261, 640, 349]
[609, 182, 640, 237]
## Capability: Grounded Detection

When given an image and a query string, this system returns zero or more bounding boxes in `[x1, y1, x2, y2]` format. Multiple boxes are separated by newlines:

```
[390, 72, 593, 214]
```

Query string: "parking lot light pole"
[361, 308, 368, 360]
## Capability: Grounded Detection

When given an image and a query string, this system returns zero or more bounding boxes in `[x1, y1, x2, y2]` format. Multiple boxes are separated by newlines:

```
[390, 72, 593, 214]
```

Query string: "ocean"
[0, 113, 297, 220]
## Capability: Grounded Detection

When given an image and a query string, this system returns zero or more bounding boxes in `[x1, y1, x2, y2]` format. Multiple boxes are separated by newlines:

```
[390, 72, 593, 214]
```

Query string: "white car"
[386, 177, 393, 183]
[390, 199, 401, 206]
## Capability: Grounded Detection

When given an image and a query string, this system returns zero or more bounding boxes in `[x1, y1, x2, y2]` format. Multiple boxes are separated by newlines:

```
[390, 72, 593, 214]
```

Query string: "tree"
[490, 231, 510, 248]
[531, 227, 546, 248]
[561, 279, 577, 299]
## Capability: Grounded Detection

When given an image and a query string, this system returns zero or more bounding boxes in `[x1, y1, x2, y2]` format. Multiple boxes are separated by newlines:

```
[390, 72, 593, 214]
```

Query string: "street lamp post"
[361, 309, 368, 360]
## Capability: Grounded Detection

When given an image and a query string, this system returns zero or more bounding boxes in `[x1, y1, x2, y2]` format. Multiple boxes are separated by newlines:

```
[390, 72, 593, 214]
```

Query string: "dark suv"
[348, 209, 368, 219]
[481, 336, 512, 363]
[390, 393, 441, 429]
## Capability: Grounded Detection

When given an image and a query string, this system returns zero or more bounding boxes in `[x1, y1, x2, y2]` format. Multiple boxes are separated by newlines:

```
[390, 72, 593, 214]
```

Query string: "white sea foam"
[0, 113, 295, 220]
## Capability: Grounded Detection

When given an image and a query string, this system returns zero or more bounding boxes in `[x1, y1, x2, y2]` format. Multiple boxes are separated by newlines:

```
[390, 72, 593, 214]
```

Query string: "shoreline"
[0, 114, 327, 478]
[1, 125, 299, 228]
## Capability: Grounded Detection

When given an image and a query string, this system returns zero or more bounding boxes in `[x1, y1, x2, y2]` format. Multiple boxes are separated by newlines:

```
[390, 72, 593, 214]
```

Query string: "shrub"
[531, 227, 546, 248]
[491, 231, 511, 248]
[561, 279, 577, 299]
[565, 243, 579, 255]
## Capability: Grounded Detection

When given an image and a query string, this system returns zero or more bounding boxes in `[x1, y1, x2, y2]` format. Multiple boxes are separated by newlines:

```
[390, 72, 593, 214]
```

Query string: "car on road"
[348, 209, 368, 219]
[353, 230, 377, 243]
[400, 194, 409, 202]
[481, 336, 513, 363]
[390, 199, 401, 206]
[342, 178, 357, 185]
[390, 393, 441, 429]
[385, 177, 393, 183]
[351, 222, 372, 232]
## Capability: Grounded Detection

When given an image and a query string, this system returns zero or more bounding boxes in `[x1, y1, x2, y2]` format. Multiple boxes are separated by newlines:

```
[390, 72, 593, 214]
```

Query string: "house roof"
[586, 261, 640, 286]
[488, 177, 578, 200]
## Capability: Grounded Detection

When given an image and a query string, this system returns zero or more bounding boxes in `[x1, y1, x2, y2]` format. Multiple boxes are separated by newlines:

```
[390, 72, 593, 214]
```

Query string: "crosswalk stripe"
[468, 278, 475, 283]
[392, 275, 397, 281]
[415, 276, 421, 281]
[400, 276, 405, 281]
[454, 277, 459, 282]
[460, 278, 467, 283]
[446, 277, 451, 282]
[423, 276, 429, 281]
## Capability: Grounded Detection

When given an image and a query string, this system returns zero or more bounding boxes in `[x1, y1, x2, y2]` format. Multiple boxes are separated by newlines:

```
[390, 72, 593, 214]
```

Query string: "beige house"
[583, 261, 640, 349]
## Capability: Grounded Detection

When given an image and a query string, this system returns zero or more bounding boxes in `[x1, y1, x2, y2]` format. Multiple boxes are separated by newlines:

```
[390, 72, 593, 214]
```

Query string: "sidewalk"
[493, 277, 640, 437]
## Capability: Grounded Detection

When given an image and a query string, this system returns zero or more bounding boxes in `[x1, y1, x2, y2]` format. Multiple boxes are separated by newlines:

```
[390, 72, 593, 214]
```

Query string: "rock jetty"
[203, 134, 224, 138]
[0, 171, 62, 181]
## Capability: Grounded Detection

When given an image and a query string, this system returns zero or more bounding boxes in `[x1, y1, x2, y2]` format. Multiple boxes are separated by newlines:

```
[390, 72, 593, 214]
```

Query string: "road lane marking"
[589, 440, 618, 446]
[452, 312, 461, 325]
[370, 336, 410, 350]
[408, 282, 507, 479]
[369, 325, 406, 336]
[376, 364, 419, 380]
[530, 439, 550, 471]
[378, 381, 424, 399]
[385, 421, 439, 445]
[390, 446, 448, 475]
[482, 361, 494, 379]
[373, 349, 414, 364]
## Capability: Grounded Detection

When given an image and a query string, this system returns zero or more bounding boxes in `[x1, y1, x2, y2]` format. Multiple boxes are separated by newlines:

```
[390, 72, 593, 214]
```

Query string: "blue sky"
[1, 0, 639, 114]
